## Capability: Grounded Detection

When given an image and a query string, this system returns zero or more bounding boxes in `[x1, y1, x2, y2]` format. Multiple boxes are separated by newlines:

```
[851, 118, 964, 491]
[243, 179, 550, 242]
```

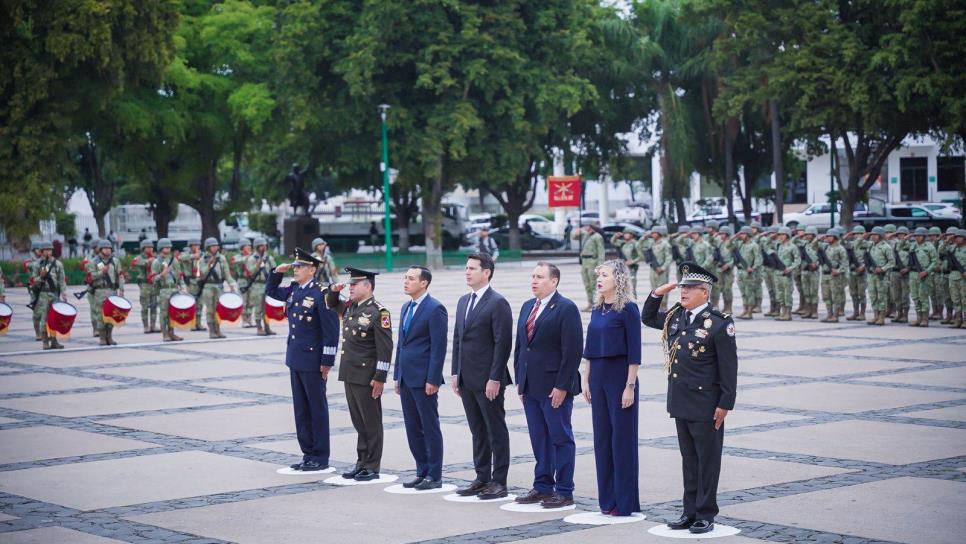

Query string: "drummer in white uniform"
[151, 238, 188, 341]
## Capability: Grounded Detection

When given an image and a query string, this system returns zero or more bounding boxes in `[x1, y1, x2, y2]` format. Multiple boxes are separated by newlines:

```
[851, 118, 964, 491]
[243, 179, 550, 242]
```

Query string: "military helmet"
[311, 237, 325, 249]
[157, 238, 173, 249]
[946, 226, 958, 234]
[719, 225, 733, 235]
[253, 237, 268, 247]
[883, 224, 897, 233]
[896, 226, 909, 234]
[913, 226, 929, 237]
[96, 239, 112, 249]
[871, 226, 885, 235]
[139, 239, 154, 249]
[239, 238, 252, 248]
[804, 226, 818, 235]
[705, 220, 720, 229]
[739, 226, 753, 235]
[767, 225, 780, 233]
[955, 228, 966, 238]
[928, 226, 942, 235]
[30, 240, 40, 251]
[203, 237, 219, 249]
[778, 226, 792, 236]
[678, 225, 692, 234]
[188, 238, 201, 246]
[39, 239, 54, 250]
[851, 225, 866, 234]
[826, 229, 840, 239]
[749, 220, 762, 228]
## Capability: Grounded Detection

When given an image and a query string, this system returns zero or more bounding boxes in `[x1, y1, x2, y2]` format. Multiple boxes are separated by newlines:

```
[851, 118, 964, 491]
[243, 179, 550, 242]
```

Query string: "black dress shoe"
[689, 520, 714, 534]
[402, 477, 425, 489]
[414, 478, 442, 491]
[515, 489, 552, 504]
[477, 482, 508, 500]
[353, 468, 380, 481]
[289, 462, 304, 471]
[299, 460, 329, 472]
[540, 494, 574, 509]
[342, 466, 363, 479]
[667, 515, 695, 530]
[456, 480, 488, 496]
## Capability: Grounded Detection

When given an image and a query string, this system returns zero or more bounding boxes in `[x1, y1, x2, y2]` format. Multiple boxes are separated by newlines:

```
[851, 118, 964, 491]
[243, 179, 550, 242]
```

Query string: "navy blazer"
[266, 271, 340, 372]
[394, 294, 448, 388]
[513, 292, 583, 398]
[451, 286, 513, 391]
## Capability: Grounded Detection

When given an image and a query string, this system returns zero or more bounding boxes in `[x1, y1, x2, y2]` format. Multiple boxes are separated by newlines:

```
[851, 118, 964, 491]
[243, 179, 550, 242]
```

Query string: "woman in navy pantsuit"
[582, 259, 641, 516]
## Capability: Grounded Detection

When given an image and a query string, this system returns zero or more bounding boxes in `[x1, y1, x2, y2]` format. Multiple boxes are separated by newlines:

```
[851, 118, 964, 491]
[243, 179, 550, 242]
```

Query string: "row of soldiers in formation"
[19, 236, 341, 348]
[575, 221, 966, 328]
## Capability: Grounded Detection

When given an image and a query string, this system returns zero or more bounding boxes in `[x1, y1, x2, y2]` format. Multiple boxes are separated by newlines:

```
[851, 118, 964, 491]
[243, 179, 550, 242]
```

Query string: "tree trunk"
[81, 141, 114, 238]
[485, 163, 538, 251]
[769, 99, 784, 225]
[724, 117, 737, 225]
[423, 154, 446, 270]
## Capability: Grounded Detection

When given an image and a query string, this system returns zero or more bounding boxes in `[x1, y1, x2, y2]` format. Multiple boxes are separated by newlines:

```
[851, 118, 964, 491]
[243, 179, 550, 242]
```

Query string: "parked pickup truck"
[852, 203, 961, 230]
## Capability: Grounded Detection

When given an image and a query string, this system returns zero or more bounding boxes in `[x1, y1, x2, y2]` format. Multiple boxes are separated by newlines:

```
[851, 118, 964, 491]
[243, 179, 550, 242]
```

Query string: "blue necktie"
[402, 301, 416, 336]
[466, 292, 478, 319]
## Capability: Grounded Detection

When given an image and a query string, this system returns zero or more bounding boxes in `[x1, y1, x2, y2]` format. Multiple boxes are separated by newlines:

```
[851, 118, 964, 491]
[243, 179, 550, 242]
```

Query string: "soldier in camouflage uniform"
[773, 227, 801, 321]
[199, 237, 237, 339]
[81, 238, 101, 336]
[712, 226, 736, 314]
[577, 225, 605, 311]
[881, 224, 899, 318]
[797, 227, 820, 319]
[760, 226, 780, 316]
[670, 226, 691, 282]
[86, 239, 125, 345]
[132, 239, 159, 334]
[611, 228, 641, 297]
[791, 225, 807, 314]
[818, 229, 848, 323]
[889, 227, 912, 323]
[151, 238, 186, 342]
[25, 241, 43, 340]
[938, 227, 957, 323]
[949, 229, 966, 328]
[312, 238, 339, 285]
[865, 227, 895, 326]
[31, 241, 68, 349]
[688, 229, 715, 272]
[181, 239, 207, 331]
[926, 226, 944, 320]
[844, 226, 868, 320]
[908, 227, 938, 327]
[233, 239, 254, 328]
[734, 227, 762, 319]
[643, 226, 672, 311]
[246, 237, 277, 336]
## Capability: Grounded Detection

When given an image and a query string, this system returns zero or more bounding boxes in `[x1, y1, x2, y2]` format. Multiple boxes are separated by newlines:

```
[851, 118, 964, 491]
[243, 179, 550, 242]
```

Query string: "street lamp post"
[379, 104, 393, 272]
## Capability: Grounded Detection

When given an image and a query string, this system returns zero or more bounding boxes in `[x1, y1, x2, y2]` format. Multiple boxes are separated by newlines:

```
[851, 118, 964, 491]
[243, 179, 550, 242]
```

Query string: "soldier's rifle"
[845, 246, 859, 270]
[240, 255, 268, 294]
[864, 250, 885, 276]
[731, 247, 749, 269]
[27, 258, 58, 309]
[798, 245, 813, 269]
[893, 247, 908, 276]
[907, 249, 923, 274]
[195, 255, 220, 294]
[816, 245, 832, 271]
[643, 247, 660, 269]
[946, 250, 964, 273]
[670, 244, 683, 263]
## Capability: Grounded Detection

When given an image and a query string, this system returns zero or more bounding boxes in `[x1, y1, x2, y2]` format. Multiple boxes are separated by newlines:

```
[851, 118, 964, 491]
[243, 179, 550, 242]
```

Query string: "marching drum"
[46, 301, 77, 339]
[168, 294, 197, 329]
[264, 296, 287, 323]
[216, 292, 244, 324]
[103, 296, 132, 326]
[0, 302, 12, 335]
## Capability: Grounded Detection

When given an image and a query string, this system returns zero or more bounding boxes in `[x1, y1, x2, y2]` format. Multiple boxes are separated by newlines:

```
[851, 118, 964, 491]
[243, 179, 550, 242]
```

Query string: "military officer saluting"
[326, 266, 394, 481]
[642, 261, 738, 535]
[267, 248, 341, 472]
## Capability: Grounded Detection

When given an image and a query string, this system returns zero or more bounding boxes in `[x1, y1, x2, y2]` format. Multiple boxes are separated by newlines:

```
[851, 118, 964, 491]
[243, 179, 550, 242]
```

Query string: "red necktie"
[526, 299, 541, 341]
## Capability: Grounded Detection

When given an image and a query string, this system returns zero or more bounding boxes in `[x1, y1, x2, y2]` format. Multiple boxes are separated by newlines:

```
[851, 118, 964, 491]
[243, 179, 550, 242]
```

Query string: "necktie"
[684, 310, 692, 327]
[466, 292, 478, 319]
[402, 301, 416, 336]
[526, 299, 541, 341]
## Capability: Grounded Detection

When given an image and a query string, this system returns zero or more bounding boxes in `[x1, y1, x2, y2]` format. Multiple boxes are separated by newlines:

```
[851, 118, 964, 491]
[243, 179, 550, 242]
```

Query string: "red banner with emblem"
[547, 176, 581, 208]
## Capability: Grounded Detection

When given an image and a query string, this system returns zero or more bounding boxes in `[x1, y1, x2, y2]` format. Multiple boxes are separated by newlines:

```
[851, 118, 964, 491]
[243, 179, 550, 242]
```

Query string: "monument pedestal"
[283, 217, 320, 255]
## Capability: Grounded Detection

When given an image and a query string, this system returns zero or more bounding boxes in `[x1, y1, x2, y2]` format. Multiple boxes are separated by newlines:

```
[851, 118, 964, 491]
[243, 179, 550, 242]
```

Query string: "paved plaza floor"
[0, 259, 963, 543]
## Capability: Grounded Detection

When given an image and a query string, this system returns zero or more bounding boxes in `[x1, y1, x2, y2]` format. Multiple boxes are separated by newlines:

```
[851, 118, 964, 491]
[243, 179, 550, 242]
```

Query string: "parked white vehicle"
[783, 202, 869, 228]
[566, 211, 601, 227]
[614, 203, 651, 225]
[519, 214, 559, 236]
[920, 202, 962, 219]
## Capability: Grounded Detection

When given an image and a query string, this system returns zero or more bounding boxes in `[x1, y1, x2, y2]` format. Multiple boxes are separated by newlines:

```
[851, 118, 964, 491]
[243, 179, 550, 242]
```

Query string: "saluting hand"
[275, 263, 292, 273]
[330, 282, 346, 293]
[654, 282, 677, 296]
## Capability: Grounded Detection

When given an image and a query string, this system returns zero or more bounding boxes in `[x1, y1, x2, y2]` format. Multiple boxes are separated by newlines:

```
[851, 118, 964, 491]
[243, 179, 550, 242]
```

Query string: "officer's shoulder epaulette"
[708, 307, 731, 320]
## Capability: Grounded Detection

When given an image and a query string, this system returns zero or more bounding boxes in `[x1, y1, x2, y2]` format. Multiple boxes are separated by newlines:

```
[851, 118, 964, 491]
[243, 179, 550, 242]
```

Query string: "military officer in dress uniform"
[326, 266, 394, 481]
[642, 262, 738, 535]
[266, 248, 340, 472]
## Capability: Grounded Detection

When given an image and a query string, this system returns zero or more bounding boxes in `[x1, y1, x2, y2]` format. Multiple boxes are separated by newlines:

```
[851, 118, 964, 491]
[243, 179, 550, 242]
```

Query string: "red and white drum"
[46, 301, 77, 340]
[265, 296, 287, 323]
[103, 296, 132, 326]
[169, 294, 196, 329]
[0, 302, 12, 336]
[216, 292, 244, 324]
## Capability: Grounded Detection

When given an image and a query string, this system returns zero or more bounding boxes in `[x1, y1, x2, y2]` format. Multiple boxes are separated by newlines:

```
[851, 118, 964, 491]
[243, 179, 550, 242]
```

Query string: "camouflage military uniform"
[578, 229, 605, 309]
[30, 242, 68, 349]
[927, 227, 945, 319]
[311, 238, 339, 285]
[711, 227, 735, 314]
[151, 239, 186, 341]
[798, 229, 820, 319]
[180, 241, 206, 330]
[949, 230, 966, 328]
[774, 228, 801, 320]
[86, 241, 125, 345]
[735, 227, 763, 319]
[844, 227, 868, 320]
[908, 228, 938, 327]
[232, 240, 254, 327]
[612, 230, 641, 297]
[198, 238, 237, 338]
[245, 238, 277, 335]
[132, 240, 159, 333]
[866, 228, 895, 325]
[759, 228, 780, 316]
[818, 229, 848, 322]
[642, 227, 672, 311]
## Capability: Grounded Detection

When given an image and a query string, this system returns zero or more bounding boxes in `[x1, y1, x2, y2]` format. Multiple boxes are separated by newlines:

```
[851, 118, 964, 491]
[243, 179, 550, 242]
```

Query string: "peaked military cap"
[293, 247, 321, 267]
[345, 266, 378, 285]
[678, 261, 718, 286]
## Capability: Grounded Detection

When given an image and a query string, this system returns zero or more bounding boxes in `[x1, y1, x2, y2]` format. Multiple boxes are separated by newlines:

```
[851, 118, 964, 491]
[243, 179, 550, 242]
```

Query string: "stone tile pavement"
[0, 258, 963, 543]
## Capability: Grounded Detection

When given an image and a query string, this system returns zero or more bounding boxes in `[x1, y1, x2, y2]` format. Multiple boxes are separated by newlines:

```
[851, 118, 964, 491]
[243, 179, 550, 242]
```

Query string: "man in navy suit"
[452, 253, 514, 500]
[266, 248, 340, 472]
[513, 262, 583, 508]
[394, 266, 448, 490]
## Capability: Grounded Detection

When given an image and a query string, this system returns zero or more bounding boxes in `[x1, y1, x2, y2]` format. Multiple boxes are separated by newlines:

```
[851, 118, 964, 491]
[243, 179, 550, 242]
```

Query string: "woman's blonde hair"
[594, 259, 634, 312]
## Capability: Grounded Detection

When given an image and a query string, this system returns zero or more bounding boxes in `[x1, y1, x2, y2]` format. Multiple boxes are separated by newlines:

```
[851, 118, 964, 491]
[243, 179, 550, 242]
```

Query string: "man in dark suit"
[394, 266, 448, 490]
[451, 253, 513, 500]
[641, 261, 738, 535]
[265, 248, 340, 472]
[513, 262, 583, 508]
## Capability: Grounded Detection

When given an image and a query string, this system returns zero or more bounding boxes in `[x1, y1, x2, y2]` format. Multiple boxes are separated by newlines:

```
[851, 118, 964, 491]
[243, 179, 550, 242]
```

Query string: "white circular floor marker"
[276, 466, 336, 475]
[500, 501, 576, 513]
[324, 474, 398, 486]
[442, 493, 516, 503]
[384, 483, 457, 495]
[563, 511, 646, 525]
[647, 524, 740, 539]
